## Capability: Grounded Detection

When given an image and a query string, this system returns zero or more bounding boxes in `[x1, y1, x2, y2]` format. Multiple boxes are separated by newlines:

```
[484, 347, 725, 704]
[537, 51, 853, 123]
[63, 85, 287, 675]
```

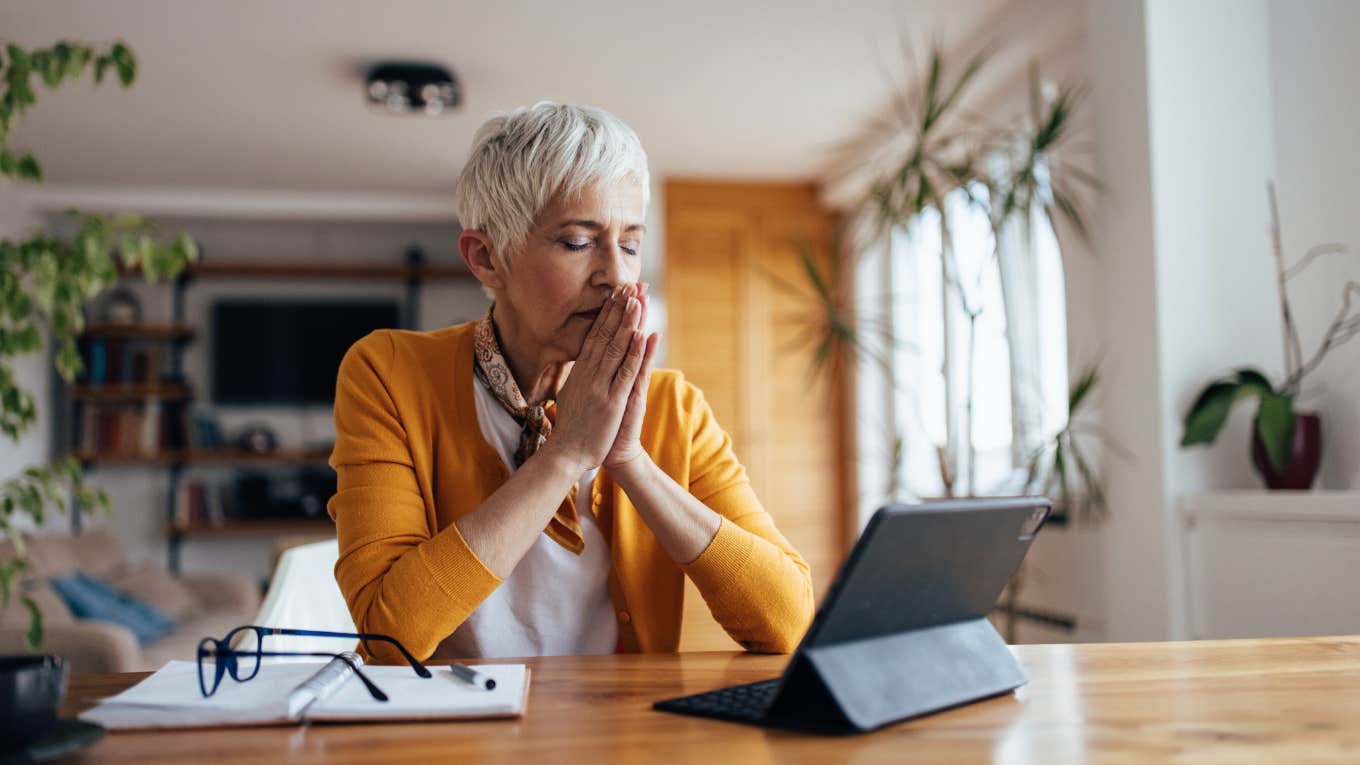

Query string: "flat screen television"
[212, 299, 401, 405]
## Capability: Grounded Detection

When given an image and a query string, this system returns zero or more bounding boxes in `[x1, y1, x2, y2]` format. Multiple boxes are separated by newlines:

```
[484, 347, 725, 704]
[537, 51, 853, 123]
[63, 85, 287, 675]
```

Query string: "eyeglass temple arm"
[256, 627, 431, 677]
[334, 654, 388, 702]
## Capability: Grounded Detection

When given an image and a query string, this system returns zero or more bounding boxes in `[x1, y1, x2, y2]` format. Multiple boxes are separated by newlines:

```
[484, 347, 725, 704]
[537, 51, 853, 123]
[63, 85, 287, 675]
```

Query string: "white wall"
[1086, 0, 1170, 641]
[1269, 0, 1360, 490]
[1085, 0, 1281, 641]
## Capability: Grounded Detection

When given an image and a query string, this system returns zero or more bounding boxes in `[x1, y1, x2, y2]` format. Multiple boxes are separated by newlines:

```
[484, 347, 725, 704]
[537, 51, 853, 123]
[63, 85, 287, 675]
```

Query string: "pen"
[448, 662, 496, 691]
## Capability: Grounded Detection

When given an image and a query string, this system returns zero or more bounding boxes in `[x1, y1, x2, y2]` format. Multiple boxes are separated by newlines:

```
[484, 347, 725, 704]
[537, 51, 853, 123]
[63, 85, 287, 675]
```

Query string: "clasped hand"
[544, 283, 660, 477]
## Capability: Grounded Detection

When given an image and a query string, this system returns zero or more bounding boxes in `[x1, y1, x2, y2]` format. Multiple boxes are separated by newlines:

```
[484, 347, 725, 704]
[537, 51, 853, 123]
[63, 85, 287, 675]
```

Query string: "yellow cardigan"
[328, 321, 814, 663]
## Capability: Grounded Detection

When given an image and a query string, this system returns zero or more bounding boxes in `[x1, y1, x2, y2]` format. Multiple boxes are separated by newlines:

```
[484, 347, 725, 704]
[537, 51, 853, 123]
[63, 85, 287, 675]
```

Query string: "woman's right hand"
[542, 284, 646, 474]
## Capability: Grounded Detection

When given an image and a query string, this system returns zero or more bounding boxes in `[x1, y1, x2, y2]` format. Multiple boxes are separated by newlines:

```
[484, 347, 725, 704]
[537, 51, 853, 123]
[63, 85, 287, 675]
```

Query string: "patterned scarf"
[472, 309, 584, 555]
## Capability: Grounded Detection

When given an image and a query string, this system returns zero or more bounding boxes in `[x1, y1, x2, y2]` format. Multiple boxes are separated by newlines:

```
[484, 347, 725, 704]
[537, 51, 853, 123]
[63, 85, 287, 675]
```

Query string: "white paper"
[309, 664, 528, 720]
[81, 660, 528, 729]
[100, 660, 309, 712]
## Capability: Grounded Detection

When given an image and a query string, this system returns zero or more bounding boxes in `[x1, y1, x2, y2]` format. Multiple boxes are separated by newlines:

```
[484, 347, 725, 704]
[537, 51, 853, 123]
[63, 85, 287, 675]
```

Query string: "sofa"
[0, 528, 261, 673]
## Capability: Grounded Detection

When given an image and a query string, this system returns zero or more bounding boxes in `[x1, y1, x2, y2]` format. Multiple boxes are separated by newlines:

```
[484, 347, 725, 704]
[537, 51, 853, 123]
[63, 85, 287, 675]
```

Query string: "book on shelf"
[173, 479, 223, 530]
[75, 398, 189, 457]
[190, 411, 224, 450]
[78, 336, 167, 387]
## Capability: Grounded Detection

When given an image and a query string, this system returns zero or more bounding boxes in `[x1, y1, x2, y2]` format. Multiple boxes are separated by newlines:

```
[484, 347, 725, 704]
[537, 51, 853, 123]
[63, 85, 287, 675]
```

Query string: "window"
[854, 187, 1069, 522]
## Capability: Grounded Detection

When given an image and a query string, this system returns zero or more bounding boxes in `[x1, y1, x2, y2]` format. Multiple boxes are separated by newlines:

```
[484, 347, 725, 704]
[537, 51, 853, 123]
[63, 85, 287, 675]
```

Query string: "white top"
[434, 380, 618, 659]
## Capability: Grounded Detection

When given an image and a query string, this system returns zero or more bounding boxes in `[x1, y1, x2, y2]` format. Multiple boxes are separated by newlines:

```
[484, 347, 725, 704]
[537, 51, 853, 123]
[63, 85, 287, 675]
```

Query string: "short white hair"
[456, 101, 650, 270]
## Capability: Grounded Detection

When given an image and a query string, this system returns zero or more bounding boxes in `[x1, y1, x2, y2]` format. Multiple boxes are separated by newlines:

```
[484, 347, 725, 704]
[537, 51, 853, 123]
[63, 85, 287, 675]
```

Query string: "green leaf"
[112, 43, 136, 86]
[1255, 393, 1296, 472]
[95, 55, 112, 85]
[6, 44, 30, 72]
[1181, 381, 1241, 446]
[65, 45, 91, 78]
[1069, 366, 1098, 413]
[0, 561, 15, 605]
[1235, 368, 1274, 395]
[22, 594, 43, 649]
[177, 234, 200, 262]
[16, 153, 41, 181]
[37, 51, 61, 88]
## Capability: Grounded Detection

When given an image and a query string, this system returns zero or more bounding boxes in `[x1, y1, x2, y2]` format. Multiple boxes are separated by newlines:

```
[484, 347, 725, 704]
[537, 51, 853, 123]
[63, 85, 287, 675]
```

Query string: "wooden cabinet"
[664, 181, 854, 651]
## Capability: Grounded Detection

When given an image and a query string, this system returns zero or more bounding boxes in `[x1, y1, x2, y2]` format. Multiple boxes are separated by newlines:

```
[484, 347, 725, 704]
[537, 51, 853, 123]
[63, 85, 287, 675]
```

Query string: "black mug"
[0, 655, 68, 752]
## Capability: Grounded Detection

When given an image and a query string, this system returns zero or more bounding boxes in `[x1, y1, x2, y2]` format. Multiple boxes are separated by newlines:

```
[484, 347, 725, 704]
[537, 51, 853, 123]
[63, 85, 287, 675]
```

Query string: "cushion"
[2, 528, 127, 580]
[15, 533, 80, 580]
[106, 563, 202, 622]
[0, 583, 75, 629]
[143, 610, 258, 670]
[73, 529, 128, 579]
[50, 572, 175, 646]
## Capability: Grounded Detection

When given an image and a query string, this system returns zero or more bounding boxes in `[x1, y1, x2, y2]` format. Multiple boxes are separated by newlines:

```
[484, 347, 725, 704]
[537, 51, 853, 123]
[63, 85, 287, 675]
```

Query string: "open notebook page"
[309, 664, 527, 720]
[84, 660, 528, 728]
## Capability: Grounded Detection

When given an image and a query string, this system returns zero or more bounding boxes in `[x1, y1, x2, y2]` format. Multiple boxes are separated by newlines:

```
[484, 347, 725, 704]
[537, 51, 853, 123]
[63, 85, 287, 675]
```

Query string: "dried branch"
[1284, 280, 1360, 395]
[1267, 182, 1305, 382]
[1285, 242, 1347, 280]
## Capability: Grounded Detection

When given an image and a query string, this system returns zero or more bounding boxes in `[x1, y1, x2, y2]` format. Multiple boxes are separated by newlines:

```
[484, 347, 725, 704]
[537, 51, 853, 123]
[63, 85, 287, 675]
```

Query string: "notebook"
[80, 656, 530, 730]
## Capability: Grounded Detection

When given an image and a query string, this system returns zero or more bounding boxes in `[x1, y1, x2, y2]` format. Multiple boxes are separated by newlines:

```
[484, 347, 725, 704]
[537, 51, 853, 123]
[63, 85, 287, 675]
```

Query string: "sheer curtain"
[854, 193, 1069, 522]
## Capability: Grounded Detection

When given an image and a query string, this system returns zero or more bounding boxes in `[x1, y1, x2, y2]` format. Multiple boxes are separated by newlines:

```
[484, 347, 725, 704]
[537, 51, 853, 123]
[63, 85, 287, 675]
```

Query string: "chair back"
[248, 539, 356, 662]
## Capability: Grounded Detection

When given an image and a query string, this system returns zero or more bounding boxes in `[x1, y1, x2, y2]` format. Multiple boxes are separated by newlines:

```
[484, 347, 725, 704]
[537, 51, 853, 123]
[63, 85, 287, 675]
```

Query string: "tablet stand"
[765, 617, 1027, 733]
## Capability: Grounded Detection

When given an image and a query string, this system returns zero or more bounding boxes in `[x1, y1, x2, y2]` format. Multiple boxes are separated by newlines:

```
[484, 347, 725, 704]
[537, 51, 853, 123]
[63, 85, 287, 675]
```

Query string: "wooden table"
[59, 636, 1360, 763]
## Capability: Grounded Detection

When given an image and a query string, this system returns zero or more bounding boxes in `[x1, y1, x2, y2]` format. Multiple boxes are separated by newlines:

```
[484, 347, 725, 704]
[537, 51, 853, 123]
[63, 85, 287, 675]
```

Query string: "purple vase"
[1250, 410, 1323, 490]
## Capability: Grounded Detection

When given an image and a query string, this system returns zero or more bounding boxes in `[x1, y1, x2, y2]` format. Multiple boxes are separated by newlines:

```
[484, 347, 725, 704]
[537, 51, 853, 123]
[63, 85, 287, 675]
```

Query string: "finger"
[630, 332, 659, 399]
[611, 329, 647, 397]
[602, 297, 641, 372]
[579, 287, 623, 368]
[596, 286, 631, 342]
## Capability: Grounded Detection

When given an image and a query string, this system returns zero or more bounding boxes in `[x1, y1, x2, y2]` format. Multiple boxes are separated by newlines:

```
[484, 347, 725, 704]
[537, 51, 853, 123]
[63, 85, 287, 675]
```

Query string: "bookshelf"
[81, 322, 196, 340]
[74, 447, 334, 467]
[62, 249, 476, 572]
[166, 518, 337, 537]
[68, 382, 193, 401]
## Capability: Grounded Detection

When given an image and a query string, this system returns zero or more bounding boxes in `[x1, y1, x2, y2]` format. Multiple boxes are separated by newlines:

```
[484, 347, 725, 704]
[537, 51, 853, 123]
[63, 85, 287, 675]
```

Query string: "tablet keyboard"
[653, 678, 780, 723]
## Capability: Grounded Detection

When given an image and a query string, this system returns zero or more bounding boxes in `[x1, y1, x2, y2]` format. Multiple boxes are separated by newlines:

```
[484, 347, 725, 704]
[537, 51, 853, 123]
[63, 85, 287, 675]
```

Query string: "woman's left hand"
[603, 283, 660, 474]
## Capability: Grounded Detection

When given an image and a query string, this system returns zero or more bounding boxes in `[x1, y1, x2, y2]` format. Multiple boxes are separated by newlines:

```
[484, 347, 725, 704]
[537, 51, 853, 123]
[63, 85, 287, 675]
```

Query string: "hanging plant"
[0, 38, 198, 648]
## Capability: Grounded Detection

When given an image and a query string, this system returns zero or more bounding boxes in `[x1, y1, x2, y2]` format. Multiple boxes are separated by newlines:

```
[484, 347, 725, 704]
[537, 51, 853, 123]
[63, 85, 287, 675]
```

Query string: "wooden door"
[664, 181, 853, 651]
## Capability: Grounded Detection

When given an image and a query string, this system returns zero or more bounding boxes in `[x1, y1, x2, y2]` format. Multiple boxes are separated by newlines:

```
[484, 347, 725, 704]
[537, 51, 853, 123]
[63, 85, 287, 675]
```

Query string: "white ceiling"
[2, 0, 1012, 197]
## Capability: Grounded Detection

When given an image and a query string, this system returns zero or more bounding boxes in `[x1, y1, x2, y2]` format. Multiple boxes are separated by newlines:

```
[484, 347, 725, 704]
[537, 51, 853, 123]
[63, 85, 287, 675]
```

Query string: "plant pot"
[0, 655, 68, 753]
[1250, 410, 1323, 490]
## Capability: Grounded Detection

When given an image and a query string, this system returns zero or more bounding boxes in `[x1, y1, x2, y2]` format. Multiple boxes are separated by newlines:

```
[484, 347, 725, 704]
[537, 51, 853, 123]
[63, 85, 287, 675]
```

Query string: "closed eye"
[561, 239, 640, 256]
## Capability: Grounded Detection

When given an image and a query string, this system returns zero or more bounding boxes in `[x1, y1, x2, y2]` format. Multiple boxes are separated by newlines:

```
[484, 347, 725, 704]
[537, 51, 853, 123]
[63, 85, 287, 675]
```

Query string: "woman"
[329, 102, 813, 663]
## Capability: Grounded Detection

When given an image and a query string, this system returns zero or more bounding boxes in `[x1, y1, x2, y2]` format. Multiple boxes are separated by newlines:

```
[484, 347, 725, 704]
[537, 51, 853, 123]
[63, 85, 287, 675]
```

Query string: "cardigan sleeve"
[328, 331, 502, 664]
[677, 382, 815, 653]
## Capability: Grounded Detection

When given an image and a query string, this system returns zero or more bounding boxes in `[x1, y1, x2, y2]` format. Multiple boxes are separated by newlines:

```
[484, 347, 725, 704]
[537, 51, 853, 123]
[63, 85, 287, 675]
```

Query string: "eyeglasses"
[195, 625, 431, 699]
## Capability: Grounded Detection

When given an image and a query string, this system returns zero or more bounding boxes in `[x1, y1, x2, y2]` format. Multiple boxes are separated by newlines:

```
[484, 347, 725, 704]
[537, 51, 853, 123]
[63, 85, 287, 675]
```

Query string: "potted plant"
[0, 38, 196, 753]
[1180, 184, 1355, 489]
[781, 44, 1104, 643]
[794, 44, 1102, 504]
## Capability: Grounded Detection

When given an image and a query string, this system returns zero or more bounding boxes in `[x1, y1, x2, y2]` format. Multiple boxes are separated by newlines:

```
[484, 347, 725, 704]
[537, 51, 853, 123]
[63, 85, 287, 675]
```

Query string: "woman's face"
[495, 178, 647, 363]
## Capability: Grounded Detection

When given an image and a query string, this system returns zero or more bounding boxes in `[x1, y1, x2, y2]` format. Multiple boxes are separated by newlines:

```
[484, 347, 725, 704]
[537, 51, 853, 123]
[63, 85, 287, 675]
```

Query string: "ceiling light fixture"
[365, 62, 461, 116]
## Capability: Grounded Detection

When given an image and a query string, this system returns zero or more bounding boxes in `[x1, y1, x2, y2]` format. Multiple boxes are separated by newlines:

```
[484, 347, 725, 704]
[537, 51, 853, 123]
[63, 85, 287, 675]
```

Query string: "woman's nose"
[597, 241, 632, 287]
